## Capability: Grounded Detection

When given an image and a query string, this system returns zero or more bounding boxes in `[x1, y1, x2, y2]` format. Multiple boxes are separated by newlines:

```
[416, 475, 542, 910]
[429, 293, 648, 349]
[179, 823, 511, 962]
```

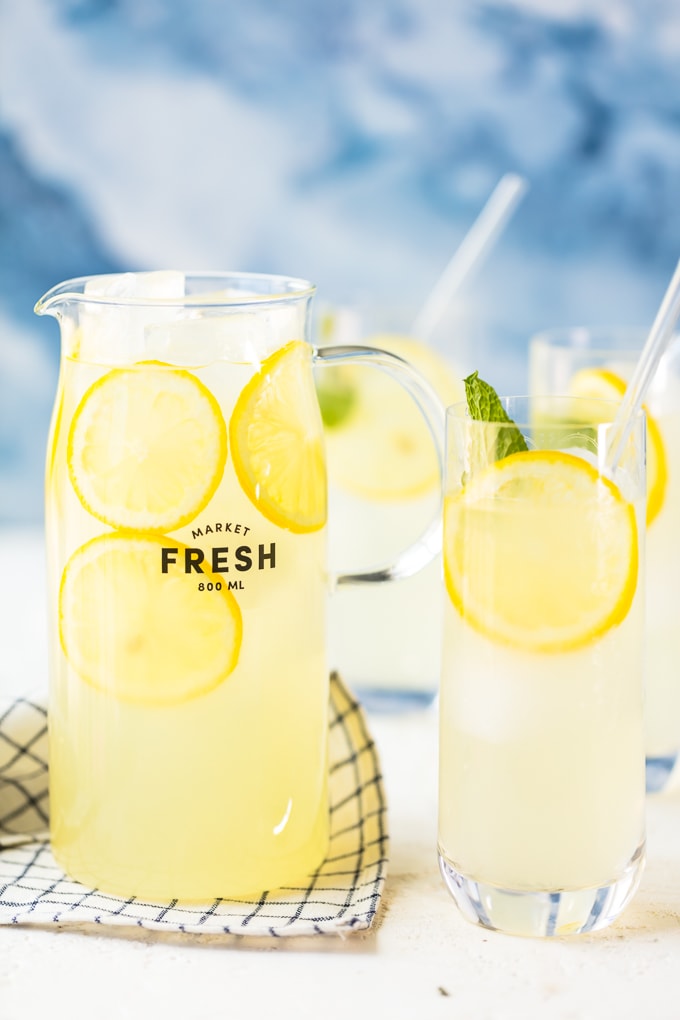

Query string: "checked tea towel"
[0, 673, 388, 936]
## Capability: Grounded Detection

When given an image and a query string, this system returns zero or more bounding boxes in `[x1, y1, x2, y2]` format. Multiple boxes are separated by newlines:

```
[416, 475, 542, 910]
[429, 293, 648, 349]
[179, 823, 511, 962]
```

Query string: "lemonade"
[438, 389, 646, 936]
[40, 274, 331, 900]
[530, 329, 680, 790]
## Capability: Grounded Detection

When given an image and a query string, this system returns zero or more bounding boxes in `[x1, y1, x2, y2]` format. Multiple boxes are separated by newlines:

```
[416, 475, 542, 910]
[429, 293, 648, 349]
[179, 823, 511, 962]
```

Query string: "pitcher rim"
[35, 270, 316, 314]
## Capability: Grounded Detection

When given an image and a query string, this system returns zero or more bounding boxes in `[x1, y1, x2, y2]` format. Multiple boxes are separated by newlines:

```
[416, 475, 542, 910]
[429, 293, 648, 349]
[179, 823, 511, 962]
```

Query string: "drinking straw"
[607, 257, 680, 472]
[411, 173, 528, 342]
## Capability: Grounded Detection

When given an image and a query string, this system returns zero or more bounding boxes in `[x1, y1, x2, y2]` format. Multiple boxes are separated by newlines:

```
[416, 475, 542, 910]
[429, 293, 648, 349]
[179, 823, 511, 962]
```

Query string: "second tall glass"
[530, 328, 680, 792]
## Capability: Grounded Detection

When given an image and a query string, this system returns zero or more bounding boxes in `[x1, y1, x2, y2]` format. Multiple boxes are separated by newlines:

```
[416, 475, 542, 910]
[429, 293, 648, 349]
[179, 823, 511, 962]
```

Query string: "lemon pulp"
[569, 366, 667, 526]
[68, 364, 227, 532]
[444, 450, 639, 653]
[229, 340, 327, 533]
[59, 532, 243, 705]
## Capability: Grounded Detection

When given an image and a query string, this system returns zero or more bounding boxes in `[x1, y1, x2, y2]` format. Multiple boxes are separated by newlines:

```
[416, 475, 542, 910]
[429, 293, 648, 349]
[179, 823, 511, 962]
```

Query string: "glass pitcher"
[35, 270, 444, 901]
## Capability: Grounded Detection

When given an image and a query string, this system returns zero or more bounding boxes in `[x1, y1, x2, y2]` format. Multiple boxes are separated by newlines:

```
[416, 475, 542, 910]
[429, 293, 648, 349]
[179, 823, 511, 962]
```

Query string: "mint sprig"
[464, 370, 528, 462]
[316, 371, 357, 428]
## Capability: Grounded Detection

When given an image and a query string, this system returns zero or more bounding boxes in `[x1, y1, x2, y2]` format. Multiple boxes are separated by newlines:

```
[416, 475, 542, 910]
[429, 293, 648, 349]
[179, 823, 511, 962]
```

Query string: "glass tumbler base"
[438, 844, 645, 938]
[645, 753, 678, 793]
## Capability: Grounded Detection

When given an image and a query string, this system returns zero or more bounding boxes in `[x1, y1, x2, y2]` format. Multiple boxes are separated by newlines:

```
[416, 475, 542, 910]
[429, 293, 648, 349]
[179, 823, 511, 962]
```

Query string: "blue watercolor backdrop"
[2, 0, 680, 520]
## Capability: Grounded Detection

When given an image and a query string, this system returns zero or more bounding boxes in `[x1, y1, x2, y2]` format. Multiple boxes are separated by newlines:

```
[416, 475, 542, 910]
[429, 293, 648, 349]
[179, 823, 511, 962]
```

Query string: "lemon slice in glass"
[444, 450, 639, 653]
[68, 364, 227, 532]
[569, 366, 667, 526]
[229, 341, 326, 533]
[318, 335, 463, 500]
[60, 533, 242, 705]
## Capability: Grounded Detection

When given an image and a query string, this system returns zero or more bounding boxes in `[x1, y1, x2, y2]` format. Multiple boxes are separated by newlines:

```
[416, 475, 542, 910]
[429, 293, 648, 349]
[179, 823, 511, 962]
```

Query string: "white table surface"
[2, 532, 680, 1018]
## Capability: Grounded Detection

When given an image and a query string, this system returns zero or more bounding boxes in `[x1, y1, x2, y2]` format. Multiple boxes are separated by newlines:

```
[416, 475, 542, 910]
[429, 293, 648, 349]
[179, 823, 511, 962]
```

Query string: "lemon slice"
[444, 450, 639, 653]
[229, 340, 326, 533]
[319, 335, 463, 500]
[68, 364, 227, 532]
[569, 367, 667, 526]
[60, 533, 242, 705]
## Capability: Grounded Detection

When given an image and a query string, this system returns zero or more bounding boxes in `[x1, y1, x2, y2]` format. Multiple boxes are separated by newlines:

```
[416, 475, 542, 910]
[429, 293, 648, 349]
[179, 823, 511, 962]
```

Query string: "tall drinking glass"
[438, 397, 646, 937]
[530, 328, 680, 792]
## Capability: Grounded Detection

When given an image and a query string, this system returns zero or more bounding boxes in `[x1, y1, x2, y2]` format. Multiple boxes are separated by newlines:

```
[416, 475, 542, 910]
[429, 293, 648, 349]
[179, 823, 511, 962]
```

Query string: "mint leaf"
[316, 372, 356, 428]
[464, 370, 528, 461]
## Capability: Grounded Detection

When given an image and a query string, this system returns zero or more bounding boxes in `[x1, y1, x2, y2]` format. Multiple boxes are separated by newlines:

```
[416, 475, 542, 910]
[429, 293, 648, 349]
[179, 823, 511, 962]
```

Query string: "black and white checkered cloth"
[0, 673, 388, 936]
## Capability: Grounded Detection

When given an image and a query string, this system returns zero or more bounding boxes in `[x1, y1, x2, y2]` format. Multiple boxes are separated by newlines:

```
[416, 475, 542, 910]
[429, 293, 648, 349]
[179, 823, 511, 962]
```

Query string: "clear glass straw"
[607, 257, 680, 471]
[411, 173, 528, 342]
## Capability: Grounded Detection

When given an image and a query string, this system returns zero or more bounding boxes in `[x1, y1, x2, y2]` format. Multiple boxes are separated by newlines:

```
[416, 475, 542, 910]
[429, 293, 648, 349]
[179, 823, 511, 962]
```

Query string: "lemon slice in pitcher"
[318, 335, 463, 500]
[60, 533, 242, 705]
[68, 364, 227, 532]
[444, 450, 638, 654]
[229, 341, 326, 533]
[569, 366, 667, 526]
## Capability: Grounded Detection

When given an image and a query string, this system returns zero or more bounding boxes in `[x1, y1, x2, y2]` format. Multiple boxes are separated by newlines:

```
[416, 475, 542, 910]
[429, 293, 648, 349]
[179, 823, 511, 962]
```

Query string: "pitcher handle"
[313, 344, 446, 589]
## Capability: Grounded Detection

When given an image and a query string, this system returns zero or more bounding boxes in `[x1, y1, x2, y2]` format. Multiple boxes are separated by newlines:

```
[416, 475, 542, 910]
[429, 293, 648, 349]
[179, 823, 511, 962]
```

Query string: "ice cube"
[144, 300, 307, 367]
[78, 271, 186, 365]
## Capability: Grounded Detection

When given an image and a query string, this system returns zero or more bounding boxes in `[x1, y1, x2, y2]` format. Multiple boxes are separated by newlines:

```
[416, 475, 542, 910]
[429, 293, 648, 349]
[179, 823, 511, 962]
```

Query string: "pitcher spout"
[34, 275, 109, 318]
